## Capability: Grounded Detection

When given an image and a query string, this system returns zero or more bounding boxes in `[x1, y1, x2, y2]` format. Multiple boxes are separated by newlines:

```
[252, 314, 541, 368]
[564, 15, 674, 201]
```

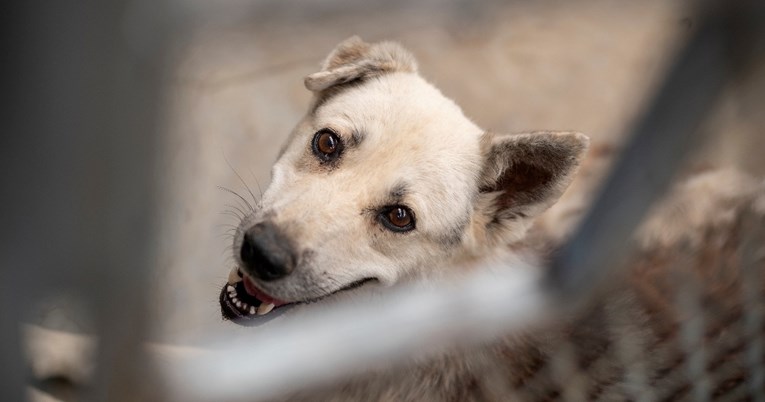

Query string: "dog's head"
[220, 37, 589, 325]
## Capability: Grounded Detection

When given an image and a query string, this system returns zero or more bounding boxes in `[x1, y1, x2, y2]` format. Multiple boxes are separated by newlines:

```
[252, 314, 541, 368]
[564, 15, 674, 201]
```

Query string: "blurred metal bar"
[165, 265, 548, 401]
[544, 4, 731, 299]
[85, 0, 176, 399]
[2, 0, 176, 400]
[740, 211, 765, 402]
[547, 0, 765, 301]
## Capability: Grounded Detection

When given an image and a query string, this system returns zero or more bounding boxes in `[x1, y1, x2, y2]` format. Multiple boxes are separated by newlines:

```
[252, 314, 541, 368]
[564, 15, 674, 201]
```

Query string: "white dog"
[219, 37, 765, 401]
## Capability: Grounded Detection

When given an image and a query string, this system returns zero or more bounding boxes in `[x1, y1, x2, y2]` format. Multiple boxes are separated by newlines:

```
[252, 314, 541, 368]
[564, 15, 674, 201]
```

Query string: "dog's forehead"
[315, 73, 481, 148]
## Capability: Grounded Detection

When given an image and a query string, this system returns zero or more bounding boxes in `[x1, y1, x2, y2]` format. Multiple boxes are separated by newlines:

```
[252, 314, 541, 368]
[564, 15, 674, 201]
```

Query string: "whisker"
[225, 203, 248, 218]
[216, 232, 237, 239]
[217, 185, 255, 212]
[220, 211, 243, 221]
[221, 248, 237, 259]
[248, 167, 264, 205]
[223, 153, 259, 209]
[217, 226, 236, 234]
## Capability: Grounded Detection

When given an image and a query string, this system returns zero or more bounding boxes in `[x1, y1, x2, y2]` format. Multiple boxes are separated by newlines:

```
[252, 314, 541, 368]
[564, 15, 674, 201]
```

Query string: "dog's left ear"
[304, 36, 417, 93]
[472, 131, 589, 245]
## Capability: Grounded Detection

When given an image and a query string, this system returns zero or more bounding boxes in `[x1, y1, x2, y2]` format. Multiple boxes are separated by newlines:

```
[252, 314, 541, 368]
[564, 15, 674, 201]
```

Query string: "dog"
[219, 35, 589, 324]
[218, 36, 765, 401]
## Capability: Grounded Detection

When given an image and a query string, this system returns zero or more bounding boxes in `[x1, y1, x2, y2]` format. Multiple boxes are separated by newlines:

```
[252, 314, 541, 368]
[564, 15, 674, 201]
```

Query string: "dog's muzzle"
[219, 265, 378, 327]
[219, 266, 293, 326]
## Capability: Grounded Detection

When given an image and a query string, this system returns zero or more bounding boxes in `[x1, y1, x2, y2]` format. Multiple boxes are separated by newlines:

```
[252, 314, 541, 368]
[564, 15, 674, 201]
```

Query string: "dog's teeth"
[249, 306, 256, 315]
[228, 266, 243, 284]
[242, 303, 248, 310]
[227, 285, 235, 292]
[235, 301, 242, 308]
[257, 303, 275, 315]
[232, 297, 239, 304]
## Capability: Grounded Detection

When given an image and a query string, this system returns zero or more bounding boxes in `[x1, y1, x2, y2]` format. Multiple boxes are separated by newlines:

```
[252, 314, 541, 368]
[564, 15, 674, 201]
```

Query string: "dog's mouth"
[219, 267, 375, 327]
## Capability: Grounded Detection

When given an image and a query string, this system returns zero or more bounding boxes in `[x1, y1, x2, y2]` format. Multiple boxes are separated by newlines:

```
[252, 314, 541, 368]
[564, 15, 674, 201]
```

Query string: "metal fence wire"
[3, 1, 764, 401]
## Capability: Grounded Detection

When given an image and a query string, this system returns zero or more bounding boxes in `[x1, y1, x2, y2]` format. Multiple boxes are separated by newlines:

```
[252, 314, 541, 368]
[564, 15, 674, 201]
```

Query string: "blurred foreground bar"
[2, 0, 175, 400]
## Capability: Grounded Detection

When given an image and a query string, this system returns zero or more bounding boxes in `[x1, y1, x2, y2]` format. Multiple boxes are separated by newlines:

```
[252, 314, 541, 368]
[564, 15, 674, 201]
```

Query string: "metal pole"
[2, 0, 175, 400]
[545, 3, 742, 300]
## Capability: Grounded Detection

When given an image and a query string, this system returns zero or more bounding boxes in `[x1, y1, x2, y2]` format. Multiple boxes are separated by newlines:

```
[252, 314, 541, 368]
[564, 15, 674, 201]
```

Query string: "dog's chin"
[219, 267, 376, 327]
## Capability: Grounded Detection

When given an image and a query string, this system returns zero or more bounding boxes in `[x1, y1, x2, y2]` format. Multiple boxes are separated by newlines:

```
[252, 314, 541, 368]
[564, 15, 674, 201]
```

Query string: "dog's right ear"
[304, 36, 417, 93]
[469, 131, 589, 248]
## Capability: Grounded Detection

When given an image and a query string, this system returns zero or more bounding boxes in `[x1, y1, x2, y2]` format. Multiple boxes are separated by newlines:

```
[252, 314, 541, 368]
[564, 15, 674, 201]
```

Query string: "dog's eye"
[312, 129, 343, 162]
[379, 206, 416, 232]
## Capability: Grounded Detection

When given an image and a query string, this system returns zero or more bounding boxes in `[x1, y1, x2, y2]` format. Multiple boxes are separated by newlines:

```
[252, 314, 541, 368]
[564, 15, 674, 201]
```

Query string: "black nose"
[240, 223, 296, 281]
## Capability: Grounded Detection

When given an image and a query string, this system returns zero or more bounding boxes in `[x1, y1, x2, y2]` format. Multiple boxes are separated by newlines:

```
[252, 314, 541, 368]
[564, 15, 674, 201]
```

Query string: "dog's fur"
[218, 37, 765, 401]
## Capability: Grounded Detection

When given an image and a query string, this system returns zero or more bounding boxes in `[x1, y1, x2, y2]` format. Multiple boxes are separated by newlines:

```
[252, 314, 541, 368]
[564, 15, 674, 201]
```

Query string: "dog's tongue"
[243, 275, 287, 307]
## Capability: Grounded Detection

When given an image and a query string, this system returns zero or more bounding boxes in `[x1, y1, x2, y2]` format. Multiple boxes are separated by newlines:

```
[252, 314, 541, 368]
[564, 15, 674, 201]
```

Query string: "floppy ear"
[473, 131, 589, 245]
[304, 36, 417, 93]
